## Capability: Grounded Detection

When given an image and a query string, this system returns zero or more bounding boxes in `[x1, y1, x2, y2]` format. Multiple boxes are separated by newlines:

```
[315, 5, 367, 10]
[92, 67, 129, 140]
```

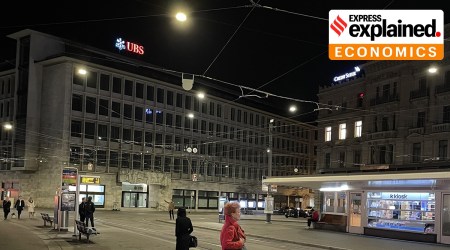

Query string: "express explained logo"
[330, 15, 348, 36]
[328, 10, 444, 60]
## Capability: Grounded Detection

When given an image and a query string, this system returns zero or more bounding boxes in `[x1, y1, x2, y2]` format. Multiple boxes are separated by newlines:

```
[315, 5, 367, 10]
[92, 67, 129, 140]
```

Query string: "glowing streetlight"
[289, 105, 297, 113]
[197, 92, 205, 99]
[187, 113, 194, 119]
[78, 69, 87, 75]
[428, 66, 437, 74]
[3, 123, 13, 130]
[176, 12, 187, 22]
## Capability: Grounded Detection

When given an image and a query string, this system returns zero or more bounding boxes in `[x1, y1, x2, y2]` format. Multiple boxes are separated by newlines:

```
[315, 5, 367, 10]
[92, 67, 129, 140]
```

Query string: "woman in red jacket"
[220, 201, 247, 250]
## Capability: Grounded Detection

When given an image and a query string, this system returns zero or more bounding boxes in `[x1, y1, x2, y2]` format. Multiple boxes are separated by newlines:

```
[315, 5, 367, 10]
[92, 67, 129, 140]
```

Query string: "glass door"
[441, 193, 450, 244]
[348, 192, 363, 234]
[122, 193, 137, 208]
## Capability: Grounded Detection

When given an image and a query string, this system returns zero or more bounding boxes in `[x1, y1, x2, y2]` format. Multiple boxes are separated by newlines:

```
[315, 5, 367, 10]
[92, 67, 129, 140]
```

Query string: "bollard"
[265, 214, 271, 223]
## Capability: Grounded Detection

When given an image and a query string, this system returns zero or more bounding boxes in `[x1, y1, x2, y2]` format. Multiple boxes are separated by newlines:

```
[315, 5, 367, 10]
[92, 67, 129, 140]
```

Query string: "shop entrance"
[122, 192, 147, 208]
[441, 193, 450, 244]
[348, 192, 364, 234]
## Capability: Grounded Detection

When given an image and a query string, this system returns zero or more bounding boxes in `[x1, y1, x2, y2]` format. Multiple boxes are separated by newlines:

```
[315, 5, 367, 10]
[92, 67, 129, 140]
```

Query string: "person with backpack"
[84, 196, 95, 227]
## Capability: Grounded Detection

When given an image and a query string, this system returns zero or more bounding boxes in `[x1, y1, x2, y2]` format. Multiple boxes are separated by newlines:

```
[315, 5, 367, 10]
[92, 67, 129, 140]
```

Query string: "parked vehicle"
[285, 207, 310, 218]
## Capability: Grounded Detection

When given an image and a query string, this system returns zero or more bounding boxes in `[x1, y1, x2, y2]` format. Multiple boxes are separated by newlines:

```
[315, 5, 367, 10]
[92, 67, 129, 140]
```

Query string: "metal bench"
[75, 220, 98, 243]
[40, 213, 54, 227]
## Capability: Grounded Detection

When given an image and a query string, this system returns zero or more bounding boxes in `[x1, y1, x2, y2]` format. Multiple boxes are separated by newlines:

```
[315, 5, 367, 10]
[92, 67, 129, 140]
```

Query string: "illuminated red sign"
[115, 38, 144, 55]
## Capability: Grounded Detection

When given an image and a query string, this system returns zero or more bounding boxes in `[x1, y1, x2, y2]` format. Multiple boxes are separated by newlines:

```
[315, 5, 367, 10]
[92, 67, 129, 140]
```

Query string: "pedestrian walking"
[165, 199, 175, 220]
[26, 197, 36, 218]
[84, 196, 95, 228]
[3, 197, 11, 220]
[14, 196, 25, 219]
[220, 201, 247, 250]
[175, 207, 193, 250]
[79, 197, 86, 222]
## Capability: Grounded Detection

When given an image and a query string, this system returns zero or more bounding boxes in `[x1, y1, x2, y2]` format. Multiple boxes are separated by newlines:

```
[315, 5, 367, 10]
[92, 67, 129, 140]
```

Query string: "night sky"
[0, 1, 448, 122]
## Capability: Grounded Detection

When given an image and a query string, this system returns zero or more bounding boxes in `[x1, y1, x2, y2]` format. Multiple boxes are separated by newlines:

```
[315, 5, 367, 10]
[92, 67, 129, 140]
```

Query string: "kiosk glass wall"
[367, 192, 435, 233]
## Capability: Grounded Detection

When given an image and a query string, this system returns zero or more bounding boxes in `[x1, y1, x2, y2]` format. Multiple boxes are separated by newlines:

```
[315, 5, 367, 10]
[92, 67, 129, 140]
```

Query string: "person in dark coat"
[175, 207, 193, 250]
[84, 196, 96, 227]
[3, 197, 11, 220]
[78, 197, 86, 222]
[14, 196, 25, 219]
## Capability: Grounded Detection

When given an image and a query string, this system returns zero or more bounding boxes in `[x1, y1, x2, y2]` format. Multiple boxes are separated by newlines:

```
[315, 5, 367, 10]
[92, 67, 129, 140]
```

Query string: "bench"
[313, 214, 347, 232]
[75, 220, 98, 243]
[40, 213, 54, 227]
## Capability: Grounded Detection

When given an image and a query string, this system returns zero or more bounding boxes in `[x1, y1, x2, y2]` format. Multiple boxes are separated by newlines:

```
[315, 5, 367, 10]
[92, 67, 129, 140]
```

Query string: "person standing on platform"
[3, 197, 11, 220]
[79, 197, 86, 222]
[26, 197, 36, 218]
[14, 196, 25, 219]
[165, 199, 175, 220]
[175, 207, 193, 250]
[220, 201, 247, 250]
[84, 196, 96, 228]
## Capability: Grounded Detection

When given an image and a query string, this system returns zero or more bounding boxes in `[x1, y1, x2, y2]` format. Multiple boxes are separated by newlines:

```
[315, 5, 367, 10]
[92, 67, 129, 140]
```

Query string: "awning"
[262, 170, 450, 191]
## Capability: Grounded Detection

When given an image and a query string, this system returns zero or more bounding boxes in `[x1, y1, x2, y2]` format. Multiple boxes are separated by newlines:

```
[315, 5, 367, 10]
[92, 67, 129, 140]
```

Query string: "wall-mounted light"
[319, 185, 349, 192]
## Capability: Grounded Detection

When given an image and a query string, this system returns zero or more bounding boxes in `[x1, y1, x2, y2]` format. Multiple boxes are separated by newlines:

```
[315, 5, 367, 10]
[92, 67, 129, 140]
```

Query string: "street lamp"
[266, 119, 274, 223]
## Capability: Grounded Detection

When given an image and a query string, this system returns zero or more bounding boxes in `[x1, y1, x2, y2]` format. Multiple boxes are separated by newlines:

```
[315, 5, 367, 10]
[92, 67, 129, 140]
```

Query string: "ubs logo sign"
[115, 38, 145, 55]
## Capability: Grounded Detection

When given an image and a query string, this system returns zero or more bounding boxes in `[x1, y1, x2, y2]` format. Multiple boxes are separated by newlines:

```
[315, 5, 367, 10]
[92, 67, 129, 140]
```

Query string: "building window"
[86, 97, 96, 114]
[325, 126, 331, 142]
[124, 80, 133, 96]
[136, 82, 144, 99]
[354, 121, 362, 137]
[71, 120, 82, 137]
[72, 94, 83, 111]
[176, 93, 183, 108]
[439, 140, 448, 160]
[382, 117, 389, 131]
[112, 77, 122, 94]
[339, 152, 345, 167]
[417, 112, 425, 127]
[412, 143, 421, 163]
[339, 123, 346, 140]
[325, 153, 331, 168]
[100, 74, 110, 91]
[354, 150, 361, 165]
[147, 85, 154, 101]
[444, 106, 450, 123]
[99, 99, 109, 116]
[112, 102, 121, 118]
[157, 88, 164, 103]
[167, 90, 173, 105]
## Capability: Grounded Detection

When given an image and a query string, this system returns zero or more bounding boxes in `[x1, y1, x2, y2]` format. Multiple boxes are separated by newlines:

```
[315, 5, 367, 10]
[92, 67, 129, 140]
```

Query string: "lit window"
[354, 121, 362, 138]
[325, 126, 332, 142]
[339, 123, 347, 140]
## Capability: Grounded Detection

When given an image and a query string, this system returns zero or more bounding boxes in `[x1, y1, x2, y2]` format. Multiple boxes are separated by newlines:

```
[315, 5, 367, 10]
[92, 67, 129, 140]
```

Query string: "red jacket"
[220, 215, 246, 250]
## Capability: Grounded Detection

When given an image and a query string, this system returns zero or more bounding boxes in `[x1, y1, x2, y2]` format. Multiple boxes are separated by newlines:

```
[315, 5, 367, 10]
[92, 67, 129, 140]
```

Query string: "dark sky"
[0, 1, 448, 122]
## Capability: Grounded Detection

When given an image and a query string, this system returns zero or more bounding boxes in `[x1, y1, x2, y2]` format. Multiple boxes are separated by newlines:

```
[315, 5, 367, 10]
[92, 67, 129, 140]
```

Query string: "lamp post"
[266, 119, 274, 223]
